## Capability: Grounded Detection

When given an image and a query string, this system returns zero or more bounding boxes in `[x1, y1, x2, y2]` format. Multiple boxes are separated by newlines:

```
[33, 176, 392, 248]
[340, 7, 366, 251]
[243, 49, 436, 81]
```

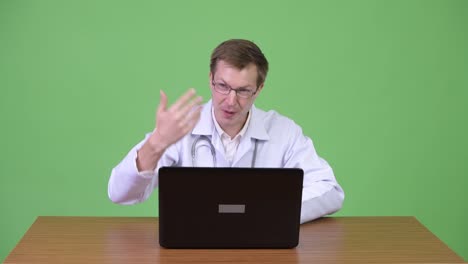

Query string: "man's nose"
[226, 90, 237, 105]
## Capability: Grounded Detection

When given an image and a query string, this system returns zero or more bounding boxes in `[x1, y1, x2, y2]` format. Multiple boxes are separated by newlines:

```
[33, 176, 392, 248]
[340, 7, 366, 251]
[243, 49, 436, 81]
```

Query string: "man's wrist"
[148, 130, 169, 155]
[136, 134, 167, 172]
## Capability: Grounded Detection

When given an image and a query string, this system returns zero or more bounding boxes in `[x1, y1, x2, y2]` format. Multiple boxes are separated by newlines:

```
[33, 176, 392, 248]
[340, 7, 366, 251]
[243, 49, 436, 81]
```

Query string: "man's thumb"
[158, 90, 168, 113]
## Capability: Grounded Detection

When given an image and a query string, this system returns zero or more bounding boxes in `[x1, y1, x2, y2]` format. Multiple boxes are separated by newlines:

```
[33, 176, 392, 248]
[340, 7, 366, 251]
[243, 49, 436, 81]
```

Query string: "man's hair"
[210, 39, 269, 88]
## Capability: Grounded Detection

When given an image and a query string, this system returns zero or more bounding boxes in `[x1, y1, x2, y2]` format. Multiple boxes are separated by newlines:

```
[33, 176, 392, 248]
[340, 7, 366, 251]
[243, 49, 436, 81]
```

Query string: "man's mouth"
[222, 109, 236, 117]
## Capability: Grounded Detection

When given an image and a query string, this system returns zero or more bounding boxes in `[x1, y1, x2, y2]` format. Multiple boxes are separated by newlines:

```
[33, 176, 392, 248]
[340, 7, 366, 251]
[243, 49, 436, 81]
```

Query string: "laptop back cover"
[158, 167, 303, 249]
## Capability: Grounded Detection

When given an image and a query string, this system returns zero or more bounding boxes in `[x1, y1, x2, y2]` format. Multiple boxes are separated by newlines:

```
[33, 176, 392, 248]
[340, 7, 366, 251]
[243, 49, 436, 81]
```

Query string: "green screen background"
[1, 0, 467, 261]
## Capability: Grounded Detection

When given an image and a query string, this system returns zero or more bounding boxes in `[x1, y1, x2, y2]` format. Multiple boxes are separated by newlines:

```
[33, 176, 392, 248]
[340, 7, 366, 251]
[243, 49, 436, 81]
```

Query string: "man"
[108, 39, 344, 223]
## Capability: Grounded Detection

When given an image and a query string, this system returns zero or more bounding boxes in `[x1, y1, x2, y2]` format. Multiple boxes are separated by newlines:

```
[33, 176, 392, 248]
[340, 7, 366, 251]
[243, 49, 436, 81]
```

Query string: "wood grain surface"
[4, 216, 464, 264]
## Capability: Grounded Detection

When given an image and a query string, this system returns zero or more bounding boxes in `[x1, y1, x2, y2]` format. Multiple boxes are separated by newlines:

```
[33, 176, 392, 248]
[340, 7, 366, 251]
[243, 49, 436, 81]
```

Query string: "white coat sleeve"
[108, 133, 178, 204]
[283, 121, 345, 224]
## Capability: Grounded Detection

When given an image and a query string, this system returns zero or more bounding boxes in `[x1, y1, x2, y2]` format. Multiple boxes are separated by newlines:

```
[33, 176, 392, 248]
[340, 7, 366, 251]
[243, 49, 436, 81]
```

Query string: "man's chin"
[219, 117, 239, 128]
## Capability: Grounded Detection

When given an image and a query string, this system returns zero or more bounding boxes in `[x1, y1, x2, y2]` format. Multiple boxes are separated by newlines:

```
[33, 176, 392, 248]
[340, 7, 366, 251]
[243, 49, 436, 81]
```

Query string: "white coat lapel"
[232, 105, 269, 167]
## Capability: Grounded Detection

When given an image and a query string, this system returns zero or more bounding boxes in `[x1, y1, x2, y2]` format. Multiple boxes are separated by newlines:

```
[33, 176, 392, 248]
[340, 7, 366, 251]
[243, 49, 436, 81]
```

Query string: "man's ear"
[209, 72, 213, 88]
[252, 82, 264, 100]
[256, 83, 265, 93]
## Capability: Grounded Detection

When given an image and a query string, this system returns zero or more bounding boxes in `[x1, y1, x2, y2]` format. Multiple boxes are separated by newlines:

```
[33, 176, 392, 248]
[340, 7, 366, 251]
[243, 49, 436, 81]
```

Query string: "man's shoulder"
[252, 106, 310, 144]
[252, 106, 298, 129]
[254, 105, 293, 121]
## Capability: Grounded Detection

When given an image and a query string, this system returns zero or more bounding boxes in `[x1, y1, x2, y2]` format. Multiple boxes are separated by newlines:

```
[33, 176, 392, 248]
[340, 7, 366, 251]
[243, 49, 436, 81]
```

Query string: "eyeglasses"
[211, 80, 257, 99]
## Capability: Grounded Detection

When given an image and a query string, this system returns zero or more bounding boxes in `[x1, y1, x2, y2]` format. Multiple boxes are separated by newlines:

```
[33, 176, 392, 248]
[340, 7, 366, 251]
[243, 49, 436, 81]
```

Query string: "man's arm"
[283, 120, 344, 223]
[108, 89, 203, 204]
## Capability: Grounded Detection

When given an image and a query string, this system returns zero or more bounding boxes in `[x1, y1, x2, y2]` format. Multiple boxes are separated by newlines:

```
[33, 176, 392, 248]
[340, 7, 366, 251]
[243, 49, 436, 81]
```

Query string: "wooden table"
[4, 216, 464, 263]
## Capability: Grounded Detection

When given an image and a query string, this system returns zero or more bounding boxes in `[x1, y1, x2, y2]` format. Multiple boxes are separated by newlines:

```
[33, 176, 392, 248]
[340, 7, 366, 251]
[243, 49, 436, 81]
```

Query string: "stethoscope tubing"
[191, 135, 257, 167]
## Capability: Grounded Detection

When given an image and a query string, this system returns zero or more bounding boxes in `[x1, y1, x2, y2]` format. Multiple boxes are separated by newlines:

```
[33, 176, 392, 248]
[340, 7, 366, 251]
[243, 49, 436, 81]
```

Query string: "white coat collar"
[191, 99, 270, 141]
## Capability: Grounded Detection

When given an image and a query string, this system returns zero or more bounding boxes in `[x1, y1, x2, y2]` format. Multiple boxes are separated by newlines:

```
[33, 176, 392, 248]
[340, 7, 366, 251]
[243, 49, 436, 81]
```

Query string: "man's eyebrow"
[218, 78, 254, 90]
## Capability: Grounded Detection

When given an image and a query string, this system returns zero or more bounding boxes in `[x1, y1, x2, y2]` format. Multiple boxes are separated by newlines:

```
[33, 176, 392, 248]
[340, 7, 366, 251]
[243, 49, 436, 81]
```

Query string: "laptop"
[158, 167, 304, 249]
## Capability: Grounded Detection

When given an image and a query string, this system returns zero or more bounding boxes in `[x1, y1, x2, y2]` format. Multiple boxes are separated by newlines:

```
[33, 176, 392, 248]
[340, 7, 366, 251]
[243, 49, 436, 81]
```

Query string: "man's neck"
[213, 109, 250, 139]
[223, 124, 243, 139]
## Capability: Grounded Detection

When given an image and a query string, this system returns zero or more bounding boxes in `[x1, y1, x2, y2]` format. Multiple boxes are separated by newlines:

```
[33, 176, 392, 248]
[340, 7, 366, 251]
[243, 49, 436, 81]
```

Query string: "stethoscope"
[191, 135, 258, 167]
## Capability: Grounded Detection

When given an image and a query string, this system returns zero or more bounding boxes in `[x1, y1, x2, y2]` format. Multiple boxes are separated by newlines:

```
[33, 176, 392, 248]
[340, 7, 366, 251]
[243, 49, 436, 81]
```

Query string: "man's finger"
[184, 105, 202, 128]
[180, 96, 203, 117]
[158, 90, 168, 114]
[170, 88, 197, 112]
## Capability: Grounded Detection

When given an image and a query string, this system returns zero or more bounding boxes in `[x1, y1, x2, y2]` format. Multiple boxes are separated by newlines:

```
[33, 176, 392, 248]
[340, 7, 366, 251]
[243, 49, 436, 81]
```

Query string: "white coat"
[108, 100, 345, 223]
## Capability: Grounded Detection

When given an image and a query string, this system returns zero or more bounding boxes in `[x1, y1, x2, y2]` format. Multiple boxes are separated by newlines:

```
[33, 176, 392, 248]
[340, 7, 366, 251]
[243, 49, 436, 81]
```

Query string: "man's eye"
[218, 83, 228, 90]
[238, 89, 251, 94]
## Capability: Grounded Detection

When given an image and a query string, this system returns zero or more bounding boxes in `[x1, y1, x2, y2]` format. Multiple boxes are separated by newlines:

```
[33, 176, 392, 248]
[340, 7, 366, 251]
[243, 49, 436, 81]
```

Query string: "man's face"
[209, 60, 264, 135]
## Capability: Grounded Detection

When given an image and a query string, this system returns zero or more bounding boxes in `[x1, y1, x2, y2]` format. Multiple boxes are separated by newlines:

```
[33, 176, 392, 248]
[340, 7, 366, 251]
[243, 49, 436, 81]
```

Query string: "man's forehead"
[214, 61, 258, 87]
